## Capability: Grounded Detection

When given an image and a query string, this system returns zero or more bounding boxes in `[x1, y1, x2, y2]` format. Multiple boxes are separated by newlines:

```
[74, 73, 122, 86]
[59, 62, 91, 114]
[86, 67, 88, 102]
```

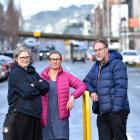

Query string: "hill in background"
[23, 4, 94, 34]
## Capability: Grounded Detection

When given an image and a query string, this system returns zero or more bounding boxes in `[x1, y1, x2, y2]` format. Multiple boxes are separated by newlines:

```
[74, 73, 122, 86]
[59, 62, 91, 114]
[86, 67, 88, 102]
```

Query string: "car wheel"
[72, 59, 75, 63]
[82, 59, 85, 63]
[39, 57, 42, 61]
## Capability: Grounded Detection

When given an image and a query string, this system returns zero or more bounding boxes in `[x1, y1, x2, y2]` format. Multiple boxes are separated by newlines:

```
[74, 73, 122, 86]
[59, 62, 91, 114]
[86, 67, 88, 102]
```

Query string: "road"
[0, 60, 140, 140]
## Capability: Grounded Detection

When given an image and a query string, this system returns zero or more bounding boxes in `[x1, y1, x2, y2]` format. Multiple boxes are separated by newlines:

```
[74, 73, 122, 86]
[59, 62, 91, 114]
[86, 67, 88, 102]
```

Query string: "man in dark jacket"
[84, 39, 130, 140]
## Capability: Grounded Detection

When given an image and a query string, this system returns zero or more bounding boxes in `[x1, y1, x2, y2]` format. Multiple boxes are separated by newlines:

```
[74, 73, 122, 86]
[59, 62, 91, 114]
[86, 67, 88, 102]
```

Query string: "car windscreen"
[123, 52, 137, 55]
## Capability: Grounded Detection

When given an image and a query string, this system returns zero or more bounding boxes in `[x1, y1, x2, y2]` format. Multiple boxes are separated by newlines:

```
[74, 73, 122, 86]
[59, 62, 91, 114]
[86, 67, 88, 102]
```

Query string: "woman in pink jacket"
[40, 51, 86, 140]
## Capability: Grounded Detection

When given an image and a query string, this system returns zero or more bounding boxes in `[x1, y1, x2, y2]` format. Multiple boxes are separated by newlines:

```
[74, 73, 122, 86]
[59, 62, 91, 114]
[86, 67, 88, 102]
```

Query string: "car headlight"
[39, 53, 43, 56]
[46, 52, 50, 56]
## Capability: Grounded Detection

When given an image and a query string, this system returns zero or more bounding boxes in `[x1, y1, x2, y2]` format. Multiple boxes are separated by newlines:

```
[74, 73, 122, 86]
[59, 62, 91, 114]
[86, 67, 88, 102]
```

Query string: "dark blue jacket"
[8, 64, 49, 118]
[84, 50, 130, 114]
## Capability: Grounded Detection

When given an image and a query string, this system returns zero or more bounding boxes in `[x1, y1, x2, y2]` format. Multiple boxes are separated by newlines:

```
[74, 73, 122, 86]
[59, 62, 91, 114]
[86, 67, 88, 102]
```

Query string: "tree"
[0, 3, 4, 34]
[5, 0, 20, 49]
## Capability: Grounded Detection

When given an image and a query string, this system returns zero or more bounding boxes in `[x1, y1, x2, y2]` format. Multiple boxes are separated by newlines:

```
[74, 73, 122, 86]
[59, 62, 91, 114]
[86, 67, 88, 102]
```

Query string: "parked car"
[23, 38, 38, 51]
[71, 43, 86, 63]
[72, 47, 86, 63]
[0, 55, 14, 74]
[0, 50, 14, 58]
[0, 64, 9, 81]
[121, 49, 140, 65]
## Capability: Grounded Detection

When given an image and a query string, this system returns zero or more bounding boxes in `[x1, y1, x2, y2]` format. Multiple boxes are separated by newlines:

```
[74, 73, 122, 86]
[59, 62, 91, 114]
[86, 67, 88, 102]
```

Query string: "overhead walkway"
[19, 31, 119, 42]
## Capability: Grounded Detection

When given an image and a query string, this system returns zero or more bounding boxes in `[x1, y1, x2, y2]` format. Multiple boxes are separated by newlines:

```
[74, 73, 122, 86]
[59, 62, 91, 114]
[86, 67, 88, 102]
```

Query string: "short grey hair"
[94, 39, 108, 48]
[13, 46, 31, 59]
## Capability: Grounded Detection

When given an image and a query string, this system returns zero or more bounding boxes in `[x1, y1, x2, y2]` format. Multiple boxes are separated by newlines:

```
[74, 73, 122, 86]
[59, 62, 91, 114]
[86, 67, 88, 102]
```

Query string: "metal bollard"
[82, 91, 92, 140]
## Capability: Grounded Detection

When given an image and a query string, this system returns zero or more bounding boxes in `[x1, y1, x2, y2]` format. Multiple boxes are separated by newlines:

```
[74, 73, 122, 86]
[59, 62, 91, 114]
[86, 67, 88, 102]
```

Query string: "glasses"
[93, 47, 106, 53]
[19, 56, 31, 60]
[49, 58, 61, 61]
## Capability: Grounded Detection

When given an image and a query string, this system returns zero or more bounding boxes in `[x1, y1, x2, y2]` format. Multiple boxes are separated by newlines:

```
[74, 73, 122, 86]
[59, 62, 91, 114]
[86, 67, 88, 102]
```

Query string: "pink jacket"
[40, 67, 86, 126]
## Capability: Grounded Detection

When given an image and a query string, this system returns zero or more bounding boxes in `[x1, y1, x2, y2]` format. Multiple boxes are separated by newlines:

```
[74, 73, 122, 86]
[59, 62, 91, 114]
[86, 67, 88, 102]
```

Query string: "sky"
[9, 0, 103, 17]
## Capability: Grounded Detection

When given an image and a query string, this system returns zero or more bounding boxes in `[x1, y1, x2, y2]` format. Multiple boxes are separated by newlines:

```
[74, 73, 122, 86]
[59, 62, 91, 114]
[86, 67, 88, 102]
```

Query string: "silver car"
[122, 50, 140, 65]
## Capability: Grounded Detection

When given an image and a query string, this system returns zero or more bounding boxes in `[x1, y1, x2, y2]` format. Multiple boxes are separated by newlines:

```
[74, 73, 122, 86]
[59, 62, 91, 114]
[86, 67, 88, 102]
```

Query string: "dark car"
[71, 43, 86, 63]
[0, 50, 14, 58]
[0, 64, 9, 81]
[0, 55, 14, 76]
[38, 45, 55, 61]
[39, 48, 51, 60]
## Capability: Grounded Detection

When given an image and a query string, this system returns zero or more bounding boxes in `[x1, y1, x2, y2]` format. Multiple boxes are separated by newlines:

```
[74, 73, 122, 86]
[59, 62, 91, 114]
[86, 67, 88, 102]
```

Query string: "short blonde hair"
[13, 46, 31, 59]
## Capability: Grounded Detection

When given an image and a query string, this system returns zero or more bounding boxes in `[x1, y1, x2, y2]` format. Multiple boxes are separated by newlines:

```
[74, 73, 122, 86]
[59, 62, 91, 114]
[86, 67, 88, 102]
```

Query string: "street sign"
[129, 18, 139, 28]
[33, 32, 41, 37]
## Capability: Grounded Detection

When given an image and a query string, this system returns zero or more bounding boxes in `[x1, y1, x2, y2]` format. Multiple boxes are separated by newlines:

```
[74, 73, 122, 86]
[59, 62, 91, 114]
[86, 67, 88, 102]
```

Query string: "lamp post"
[106, 0, 112, 44]
[120, 17, 128, 50]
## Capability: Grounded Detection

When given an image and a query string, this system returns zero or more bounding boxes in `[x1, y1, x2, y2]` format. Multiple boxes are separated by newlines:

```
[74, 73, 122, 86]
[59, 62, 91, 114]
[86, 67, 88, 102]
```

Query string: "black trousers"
[13, 112, 42, 140]
[97, 110, 129, 140]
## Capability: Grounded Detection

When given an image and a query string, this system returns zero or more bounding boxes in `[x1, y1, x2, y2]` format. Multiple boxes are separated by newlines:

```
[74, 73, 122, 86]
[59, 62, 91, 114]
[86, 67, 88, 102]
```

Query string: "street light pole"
[106, 0, 111, 43]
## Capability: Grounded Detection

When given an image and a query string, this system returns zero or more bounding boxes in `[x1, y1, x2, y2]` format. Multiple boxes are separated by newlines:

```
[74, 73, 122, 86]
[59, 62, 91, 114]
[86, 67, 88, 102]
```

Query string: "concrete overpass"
[19, 31, 119, 42]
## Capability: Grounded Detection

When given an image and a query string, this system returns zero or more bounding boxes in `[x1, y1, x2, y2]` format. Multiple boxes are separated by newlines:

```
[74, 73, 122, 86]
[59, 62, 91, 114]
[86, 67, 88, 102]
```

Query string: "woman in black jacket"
[6, 46, 49, 140]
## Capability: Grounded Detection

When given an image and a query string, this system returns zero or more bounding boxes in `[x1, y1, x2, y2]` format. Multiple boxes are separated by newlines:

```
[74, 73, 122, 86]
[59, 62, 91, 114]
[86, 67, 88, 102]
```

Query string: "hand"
[66, 95, 75, 111]
[91, 92, 98, 102]
[34, 79, 49, 93]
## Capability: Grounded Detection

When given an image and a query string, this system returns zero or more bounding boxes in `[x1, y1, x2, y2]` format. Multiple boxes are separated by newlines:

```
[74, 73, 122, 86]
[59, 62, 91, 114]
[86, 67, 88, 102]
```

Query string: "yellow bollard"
[82, 91, 91, 140]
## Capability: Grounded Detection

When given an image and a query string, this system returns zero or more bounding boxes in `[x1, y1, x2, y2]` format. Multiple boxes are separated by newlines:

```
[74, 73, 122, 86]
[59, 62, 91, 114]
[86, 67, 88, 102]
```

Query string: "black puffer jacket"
[8, 64, 49, 118]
